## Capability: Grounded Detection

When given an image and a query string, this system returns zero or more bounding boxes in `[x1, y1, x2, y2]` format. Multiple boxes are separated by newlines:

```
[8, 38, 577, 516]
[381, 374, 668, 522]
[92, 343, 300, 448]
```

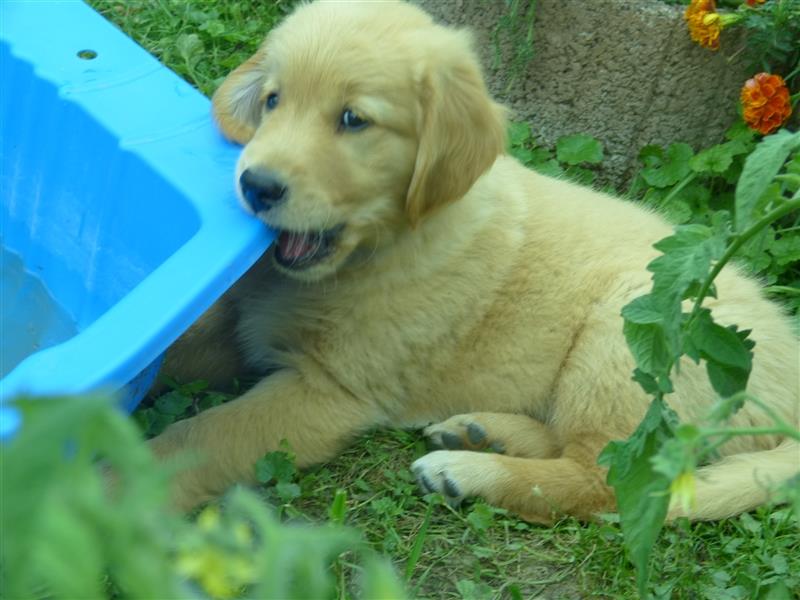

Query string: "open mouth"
[273, 225, 344, 269]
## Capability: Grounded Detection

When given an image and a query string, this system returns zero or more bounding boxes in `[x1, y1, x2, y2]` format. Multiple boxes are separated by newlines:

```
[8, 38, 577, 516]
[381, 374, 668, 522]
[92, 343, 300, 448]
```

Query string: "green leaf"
[556, 134, 604, 165]
[638, 225, 727, 363]
[154, 391, 192, 416]
[762, 580, 792, 600]
[275, 481, 301, 503]
[724, 120, 756, 144]
[631, 368, 661, 395]
[738, 223, 777, 275]
[532, 159, 564, 178]
[145, 411, 177, 437]
[405, 501, 433, 581]
[706, 361, 750, 398]
[598, 397, 680, 597]
[179, 379, 209, 395]
[197, 392, 228, 411]
[690, 142, 744, 174]
[564, 165, 596, 185]
[254, 450, 297, 485]
[772, 235, 800, 267]
[456, 579, 493, 600]
[529, 147, 554, 164]
[176, 33, 203, 70]
[328, 489, 347, 525]
[686, 310, 754, 397]
[735, 129, 800, 231]
[622, 320, 672, 377]
[466, 503, 495, 533]
[662, 199, 693, 224]
[641, 143, 694, 188]
[507, 122, 531, 148]
[770, 554, 789, 575]
[511, 146, 535, 165]
[687, 310, 753, 371]
[199, 19, 226, 38]
[649, 225, 727, 309]
[649, 435, 695, 483]
[622, 295, 665, 325]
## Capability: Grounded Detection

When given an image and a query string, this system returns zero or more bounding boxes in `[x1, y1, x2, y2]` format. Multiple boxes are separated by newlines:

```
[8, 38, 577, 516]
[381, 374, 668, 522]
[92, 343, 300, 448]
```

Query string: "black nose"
[239, 168, 288, 213]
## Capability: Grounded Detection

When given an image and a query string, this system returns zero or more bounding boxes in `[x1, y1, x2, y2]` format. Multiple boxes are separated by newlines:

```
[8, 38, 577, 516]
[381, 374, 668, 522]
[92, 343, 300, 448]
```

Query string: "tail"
[668, 439, 800, 521]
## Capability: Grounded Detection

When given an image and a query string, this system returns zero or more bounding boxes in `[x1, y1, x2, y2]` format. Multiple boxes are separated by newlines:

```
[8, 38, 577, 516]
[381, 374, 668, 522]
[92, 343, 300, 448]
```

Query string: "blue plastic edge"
[0, 1, 273, 407]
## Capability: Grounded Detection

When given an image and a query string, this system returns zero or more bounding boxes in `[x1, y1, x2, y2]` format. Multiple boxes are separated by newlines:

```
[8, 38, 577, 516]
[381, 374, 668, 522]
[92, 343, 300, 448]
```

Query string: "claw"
[442, 477, 462, 498]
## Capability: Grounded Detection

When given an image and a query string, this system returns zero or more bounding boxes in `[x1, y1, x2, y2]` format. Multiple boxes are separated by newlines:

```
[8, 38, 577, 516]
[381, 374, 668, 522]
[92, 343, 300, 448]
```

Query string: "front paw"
[411, 450, 499, 507]
[422, 415, 504, 453]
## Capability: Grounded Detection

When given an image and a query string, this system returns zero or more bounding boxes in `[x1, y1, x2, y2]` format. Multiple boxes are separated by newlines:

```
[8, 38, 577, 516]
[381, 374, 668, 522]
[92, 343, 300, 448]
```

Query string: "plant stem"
[774, 173, 800, 187]
[774, 225, 800, 234]
[661, 172, 698, 207]
[763, 285, 800, 296]
[688, 198, 800, 322]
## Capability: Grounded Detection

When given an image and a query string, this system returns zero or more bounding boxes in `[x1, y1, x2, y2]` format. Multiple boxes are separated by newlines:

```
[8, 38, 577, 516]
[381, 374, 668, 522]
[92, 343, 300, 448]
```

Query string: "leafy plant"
[133, 376, 233, 437]
[628, 121, 800, 311]
[601, 129, 800, 596]
[255, 443, 302, 507]
[0, 395, 404, 599]
[508, 122, 605, 185]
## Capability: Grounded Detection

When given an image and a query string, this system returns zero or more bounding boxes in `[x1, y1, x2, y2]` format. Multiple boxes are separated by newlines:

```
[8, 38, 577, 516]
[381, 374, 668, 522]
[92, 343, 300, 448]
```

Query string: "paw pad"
[466, 422, 486, 445]
[440, 431, 463, 449]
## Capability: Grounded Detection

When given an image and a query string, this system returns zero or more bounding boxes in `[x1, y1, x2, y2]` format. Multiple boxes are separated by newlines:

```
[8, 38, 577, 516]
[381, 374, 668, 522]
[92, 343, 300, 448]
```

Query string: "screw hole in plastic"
[77, 49, 98, 60]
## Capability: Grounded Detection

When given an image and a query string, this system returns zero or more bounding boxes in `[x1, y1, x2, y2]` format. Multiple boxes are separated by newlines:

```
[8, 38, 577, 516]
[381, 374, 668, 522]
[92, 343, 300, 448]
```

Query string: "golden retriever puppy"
[151, 0, 799, 522]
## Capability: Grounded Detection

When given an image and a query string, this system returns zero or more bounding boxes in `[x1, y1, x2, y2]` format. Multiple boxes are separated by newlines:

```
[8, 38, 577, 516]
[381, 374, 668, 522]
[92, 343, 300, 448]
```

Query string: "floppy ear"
[211, 47, 268, 144]
[406, 29, 507, 225]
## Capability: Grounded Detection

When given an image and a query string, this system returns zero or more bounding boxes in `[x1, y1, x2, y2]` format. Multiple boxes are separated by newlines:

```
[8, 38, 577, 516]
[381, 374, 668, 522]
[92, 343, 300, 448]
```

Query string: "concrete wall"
[413, 0, 750, 189]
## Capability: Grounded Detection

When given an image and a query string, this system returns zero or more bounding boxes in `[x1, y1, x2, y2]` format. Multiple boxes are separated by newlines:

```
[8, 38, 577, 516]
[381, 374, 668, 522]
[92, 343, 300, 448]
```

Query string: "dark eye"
[340, 108, 369, 131]
[265, 92, 279, 111]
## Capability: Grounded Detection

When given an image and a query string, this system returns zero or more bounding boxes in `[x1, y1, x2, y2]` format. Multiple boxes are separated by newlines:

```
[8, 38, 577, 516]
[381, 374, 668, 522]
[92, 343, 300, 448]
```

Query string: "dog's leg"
[422, 413, 560, 459]
[149, 368, 379, 510]
[411, 434, 614, 523]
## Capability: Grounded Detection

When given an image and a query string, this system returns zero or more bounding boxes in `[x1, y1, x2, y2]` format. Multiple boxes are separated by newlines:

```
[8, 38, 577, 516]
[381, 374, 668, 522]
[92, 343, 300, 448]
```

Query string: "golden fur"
[151, 1, 800, 522]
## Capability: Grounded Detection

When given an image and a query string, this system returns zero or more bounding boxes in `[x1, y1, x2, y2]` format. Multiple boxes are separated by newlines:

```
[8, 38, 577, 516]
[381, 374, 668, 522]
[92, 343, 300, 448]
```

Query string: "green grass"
[88, 1, 800, 598]
[88, 0, 295, 97]
[136, 378, 800, 599]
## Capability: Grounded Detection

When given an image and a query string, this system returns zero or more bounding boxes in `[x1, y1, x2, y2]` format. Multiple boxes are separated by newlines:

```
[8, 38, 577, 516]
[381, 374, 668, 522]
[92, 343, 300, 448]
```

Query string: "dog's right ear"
[211, 47, 268, 144]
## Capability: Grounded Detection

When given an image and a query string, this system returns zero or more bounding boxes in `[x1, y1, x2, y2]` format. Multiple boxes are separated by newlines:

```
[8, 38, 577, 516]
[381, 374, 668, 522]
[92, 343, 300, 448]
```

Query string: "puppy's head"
[213, 1, 505, 281]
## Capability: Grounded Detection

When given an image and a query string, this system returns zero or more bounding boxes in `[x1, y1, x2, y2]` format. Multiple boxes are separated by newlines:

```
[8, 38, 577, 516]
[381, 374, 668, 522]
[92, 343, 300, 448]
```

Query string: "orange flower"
[745, 0, 765, 5]
[685, 0, 721, 50]
[741, 73, 793, 135]
[684, 0, 742, 50]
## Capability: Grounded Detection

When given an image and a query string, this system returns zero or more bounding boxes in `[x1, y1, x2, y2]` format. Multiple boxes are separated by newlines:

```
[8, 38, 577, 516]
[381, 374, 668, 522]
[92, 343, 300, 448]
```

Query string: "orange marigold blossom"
[685, 0, 720, 49]
[741, 73, 793, 135]
[684, 0, 741, 50]
[746, 0, 765, 6]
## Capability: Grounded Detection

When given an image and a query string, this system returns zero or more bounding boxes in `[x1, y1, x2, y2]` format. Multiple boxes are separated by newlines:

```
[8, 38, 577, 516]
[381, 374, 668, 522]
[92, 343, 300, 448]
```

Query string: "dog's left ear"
[211, 46, 268, 144]
[406, 29, 507, 225]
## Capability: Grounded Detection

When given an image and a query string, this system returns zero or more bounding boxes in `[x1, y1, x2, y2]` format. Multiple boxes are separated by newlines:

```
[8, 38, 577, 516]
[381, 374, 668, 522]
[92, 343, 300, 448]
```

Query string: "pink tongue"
[278, 231, 316, 260]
